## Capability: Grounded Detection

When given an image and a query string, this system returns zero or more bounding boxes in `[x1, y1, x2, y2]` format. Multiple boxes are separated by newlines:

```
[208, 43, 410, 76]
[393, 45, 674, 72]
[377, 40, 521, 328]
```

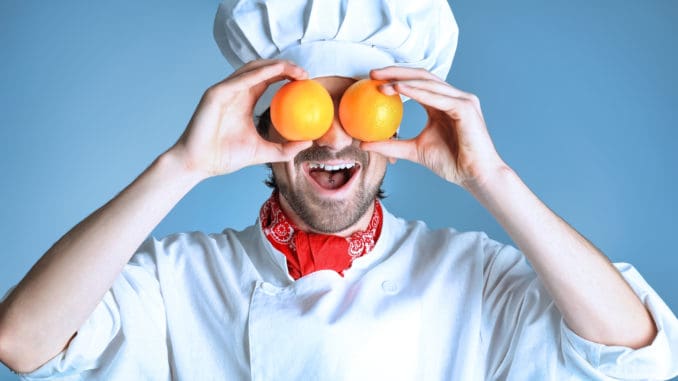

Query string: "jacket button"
[260, 282, 280, 295]
[381, 280, 399, 294]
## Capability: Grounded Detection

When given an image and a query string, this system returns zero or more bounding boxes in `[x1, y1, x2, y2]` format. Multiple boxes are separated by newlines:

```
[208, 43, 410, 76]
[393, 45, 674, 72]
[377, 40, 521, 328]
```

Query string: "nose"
[313, 115, 355, 150]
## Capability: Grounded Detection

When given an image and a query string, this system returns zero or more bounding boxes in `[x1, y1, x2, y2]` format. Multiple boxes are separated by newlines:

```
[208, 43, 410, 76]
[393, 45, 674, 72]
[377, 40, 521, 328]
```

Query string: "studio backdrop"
[1, 1, 676, 379]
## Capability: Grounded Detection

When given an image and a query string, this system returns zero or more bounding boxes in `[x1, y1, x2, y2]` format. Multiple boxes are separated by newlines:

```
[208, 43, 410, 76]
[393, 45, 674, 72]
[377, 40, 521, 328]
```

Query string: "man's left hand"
[361, 66, 507, 190]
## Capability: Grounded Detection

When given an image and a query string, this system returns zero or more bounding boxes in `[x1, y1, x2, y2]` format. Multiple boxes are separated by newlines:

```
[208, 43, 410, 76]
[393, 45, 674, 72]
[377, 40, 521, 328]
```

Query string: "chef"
[1, 0, 677, 380]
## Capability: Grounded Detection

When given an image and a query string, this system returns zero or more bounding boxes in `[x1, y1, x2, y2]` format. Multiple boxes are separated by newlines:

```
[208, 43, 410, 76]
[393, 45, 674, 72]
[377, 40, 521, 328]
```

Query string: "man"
[1, 0, 677, 380]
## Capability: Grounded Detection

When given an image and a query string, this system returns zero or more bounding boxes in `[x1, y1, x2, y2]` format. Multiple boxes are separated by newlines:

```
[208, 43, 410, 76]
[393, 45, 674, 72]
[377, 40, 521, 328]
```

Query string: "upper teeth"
[309, 162, 356, 171]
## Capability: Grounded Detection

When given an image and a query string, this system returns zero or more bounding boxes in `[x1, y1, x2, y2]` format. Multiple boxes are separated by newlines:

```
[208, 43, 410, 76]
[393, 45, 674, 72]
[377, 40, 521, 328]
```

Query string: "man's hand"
[362, 67, 657, 350]
[0, 59, 317, 373]
[170, 59, 313, 180]
[361, 66, 507, 190]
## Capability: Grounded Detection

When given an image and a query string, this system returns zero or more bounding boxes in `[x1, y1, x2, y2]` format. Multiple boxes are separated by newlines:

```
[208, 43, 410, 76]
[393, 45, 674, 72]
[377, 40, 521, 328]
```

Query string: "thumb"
[262, 140, 313, 163]
[360, 139, 418, 163]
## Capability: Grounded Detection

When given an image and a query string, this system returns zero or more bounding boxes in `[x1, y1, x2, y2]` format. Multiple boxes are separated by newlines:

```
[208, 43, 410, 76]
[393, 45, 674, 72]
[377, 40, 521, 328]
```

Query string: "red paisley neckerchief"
[260, 192, 383, 280]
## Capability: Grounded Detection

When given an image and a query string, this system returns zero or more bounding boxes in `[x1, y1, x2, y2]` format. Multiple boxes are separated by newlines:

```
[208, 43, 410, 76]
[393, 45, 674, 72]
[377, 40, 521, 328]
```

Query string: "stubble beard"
[273, 145, 385, 234]
[277, 175, 383, 234]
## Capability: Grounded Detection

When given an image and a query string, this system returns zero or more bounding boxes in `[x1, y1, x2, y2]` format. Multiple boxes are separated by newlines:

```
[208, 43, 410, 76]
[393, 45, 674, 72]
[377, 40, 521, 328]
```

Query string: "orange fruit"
[338, 79, 403, 142]
[270, 79, 334, 141]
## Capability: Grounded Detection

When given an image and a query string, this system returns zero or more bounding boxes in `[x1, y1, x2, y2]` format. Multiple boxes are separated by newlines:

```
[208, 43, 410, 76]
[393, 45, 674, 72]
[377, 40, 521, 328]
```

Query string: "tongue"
[310, 170, 349, 190]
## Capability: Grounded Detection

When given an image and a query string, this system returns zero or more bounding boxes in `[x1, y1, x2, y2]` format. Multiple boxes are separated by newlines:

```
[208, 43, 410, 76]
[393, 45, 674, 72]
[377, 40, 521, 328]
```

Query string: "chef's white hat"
[213, 0, 459, 115]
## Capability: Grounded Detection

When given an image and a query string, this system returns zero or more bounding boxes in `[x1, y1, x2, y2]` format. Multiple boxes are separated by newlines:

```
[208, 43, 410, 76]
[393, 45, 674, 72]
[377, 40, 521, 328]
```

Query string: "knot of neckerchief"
[259, 192, 383, 279]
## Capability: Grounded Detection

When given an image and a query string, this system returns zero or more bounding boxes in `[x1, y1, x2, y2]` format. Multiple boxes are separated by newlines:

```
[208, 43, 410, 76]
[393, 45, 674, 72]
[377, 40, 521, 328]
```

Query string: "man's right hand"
[168, 59, 313, 180]
[0, 60, 315, 374]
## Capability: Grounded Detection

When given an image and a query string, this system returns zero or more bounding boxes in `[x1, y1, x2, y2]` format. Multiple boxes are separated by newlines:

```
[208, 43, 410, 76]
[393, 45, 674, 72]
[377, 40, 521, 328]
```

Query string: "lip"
[302, 161, 361, 199]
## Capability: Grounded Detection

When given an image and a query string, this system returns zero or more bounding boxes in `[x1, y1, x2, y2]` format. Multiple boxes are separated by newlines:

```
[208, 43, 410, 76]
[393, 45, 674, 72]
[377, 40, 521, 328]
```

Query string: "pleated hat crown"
[214, 0, 459, 115]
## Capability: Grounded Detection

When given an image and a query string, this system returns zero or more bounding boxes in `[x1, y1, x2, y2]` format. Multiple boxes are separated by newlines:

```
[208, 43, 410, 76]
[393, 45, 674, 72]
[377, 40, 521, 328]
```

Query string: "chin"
[272, 153, 386, 233]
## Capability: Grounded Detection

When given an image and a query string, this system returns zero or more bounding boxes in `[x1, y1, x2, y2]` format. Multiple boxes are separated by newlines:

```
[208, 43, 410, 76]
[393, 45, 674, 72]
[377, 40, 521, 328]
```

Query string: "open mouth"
[305, 161, 360, 191]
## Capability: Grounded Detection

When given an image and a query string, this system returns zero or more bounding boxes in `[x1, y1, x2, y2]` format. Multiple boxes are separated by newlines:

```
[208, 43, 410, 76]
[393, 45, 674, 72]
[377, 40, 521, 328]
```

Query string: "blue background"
[1, 0, 676, 379]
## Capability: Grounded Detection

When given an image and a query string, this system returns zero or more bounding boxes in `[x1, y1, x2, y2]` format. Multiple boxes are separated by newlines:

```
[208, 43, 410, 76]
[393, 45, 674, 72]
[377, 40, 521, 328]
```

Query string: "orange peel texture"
[339, 79, 403, 142]
[270, 79, 334, 141]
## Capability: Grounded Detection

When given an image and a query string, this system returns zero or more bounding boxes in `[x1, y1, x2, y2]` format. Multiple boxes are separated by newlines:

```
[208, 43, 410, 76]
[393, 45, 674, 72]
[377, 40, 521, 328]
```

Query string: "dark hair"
[256, 108, 274, 139]
[256, 109, 386, 199]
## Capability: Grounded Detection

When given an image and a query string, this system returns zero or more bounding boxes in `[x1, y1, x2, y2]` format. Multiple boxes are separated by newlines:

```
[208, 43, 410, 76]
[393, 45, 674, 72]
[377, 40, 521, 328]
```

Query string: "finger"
[380, 79, 462, 99]
[372, 67, 481, 106]
[208, 62, 308, 102]
[389, 80, 483, 117]
[392, 83, 477, 120]
[235, 61, 308, 89]
[247, 70, 307, 105]
[378, 75, 474, 101]
[259, 140, 313, 163]
[402, 83, 485, 123]
[360, 139, 418, 163]
[370, 66, 441, 83]
[231, 59, 276, 76]
[232, 59, 305, 78]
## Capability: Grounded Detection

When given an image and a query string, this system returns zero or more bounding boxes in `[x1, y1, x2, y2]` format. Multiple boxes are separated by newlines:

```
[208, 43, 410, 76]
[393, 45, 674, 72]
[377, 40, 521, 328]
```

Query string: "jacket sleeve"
[16, 237, 170, 381]
[481, 240, 678, 381]
[560, 263, 678, 380]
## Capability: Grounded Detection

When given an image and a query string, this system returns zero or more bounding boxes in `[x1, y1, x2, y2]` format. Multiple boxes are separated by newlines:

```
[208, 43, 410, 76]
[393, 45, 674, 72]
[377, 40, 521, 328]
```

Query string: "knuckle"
[462, 93, 481, 108]
[234, 59, 260, 74]
[243, 59, 259, 67]
[461, 97, 475, 107]
[203, 86, 217, 100]
[251, 58, 274, 67]
[273, 61, 288, 71]
[416, 67, 435, 78]
[203, 85, 226, 103]
[260, 61, 285, 75]
[416, 67, 437, 79]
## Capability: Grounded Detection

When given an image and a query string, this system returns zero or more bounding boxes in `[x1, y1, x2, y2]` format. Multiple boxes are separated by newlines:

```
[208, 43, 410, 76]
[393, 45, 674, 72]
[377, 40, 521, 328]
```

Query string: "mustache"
[294, 145, 368, 167]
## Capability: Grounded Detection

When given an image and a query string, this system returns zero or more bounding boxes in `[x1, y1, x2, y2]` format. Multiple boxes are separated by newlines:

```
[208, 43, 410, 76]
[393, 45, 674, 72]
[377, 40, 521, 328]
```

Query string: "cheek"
[271, 162, 297, 185]
[365, 154, 389, 180]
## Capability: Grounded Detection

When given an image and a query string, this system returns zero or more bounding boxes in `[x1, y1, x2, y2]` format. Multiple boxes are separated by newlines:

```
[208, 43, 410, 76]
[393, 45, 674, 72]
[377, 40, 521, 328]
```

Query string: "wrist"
[462, 163, 516, 200]
[156, 147, 208, 188]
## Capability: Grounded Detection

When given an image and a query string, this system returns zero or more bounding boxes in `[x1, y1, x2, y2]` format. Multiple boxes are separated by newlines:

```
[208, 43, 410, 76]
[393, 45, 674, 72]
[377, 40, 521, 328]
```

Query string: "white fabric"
[18, 207, 678, 380]
[213, 0, 459, 114]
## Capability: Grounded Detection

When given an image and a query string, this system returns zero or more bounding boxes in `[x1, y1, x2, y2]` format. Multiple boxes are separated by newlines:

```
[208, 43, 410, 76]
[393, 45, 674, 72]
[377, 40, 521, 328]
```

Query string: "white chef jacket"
[17, 207, 678, 380]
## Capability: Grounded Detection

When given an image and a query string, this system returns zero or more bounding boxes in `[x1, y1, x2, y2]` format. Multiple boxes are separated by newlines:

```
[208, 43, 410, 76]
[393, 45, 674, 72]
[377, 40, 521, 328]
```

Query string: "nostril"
[314, 121, 354, 148]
